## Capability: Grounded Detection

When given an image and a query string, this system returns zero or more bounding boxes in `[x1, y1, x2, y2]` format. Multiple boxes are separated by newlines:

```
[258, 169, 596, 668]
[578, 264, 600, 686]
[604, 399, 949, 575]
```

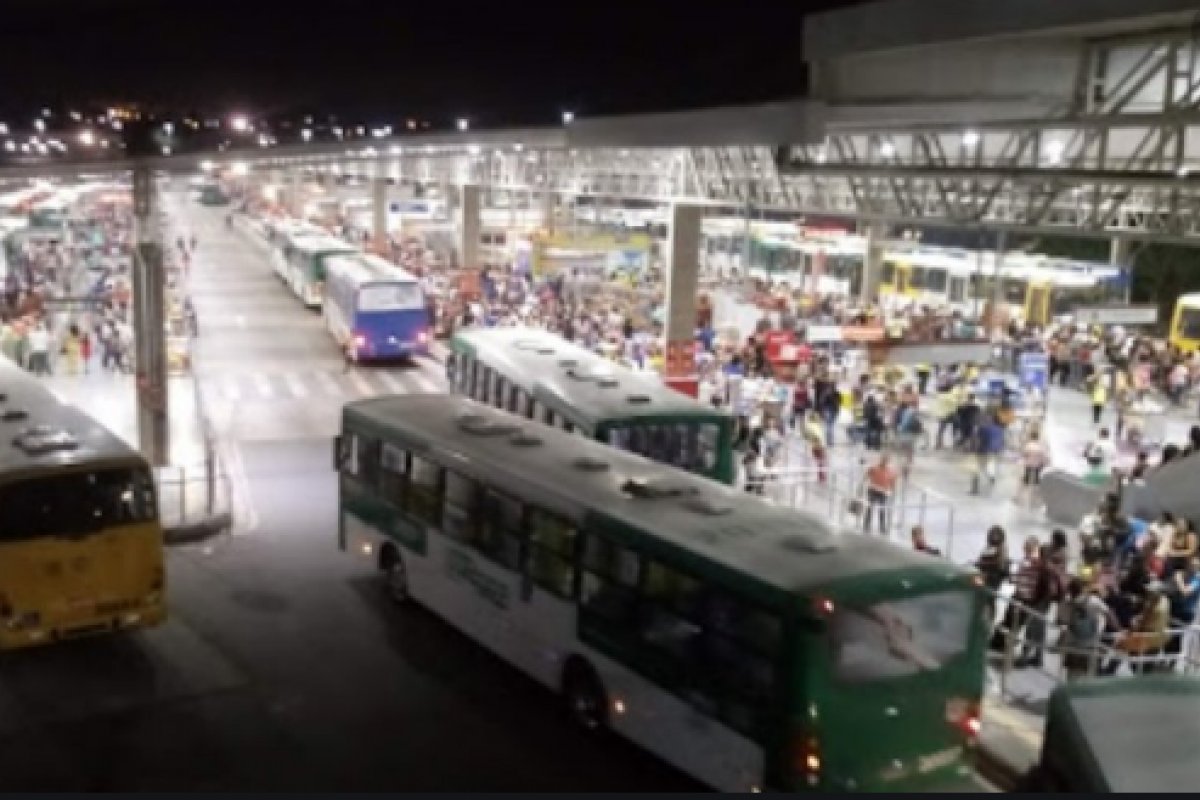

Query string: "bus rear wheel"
[563, 659, 607, 731]
[381, 546, 409, 605]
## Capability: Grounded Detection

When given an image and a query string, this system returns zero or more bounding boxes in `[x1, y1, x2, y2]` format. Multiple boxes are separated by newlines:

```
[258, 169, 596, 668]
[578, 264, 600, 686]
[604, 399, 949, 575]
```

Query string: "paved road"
[0, 189, 698, 791]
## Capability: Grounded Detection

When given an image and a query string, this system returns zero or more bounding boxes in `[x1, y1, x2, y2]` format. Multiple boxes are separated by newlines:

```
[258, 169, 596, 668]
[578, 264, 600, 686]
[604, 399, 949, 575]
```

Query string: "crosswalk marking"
[348, 371, 376, 397]
[315, 371, 342, 396]
[284, 373, 309, 398]
[253, 372, 275, 400]
[377, 371, 406, 394]
[410, 370, 441, 394]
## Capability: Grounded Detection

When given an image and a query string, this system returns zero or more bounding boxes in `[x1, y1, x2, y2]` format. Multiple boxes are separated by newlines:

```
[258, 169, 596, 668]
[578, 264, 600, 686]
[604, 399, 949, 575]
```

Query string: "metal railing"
[155, 460, 232, 531]
[985, 583, 1200, 702]
[747, 464, 963, 554]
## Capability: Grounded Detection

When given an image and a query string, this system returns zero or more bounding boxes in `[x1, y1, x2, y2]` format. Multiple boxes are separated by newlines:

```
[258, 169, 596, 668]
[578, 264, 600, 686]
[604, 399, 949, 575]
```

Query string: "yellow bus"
[0, 358, 165, 649]
[1169, 293, 1200, 354]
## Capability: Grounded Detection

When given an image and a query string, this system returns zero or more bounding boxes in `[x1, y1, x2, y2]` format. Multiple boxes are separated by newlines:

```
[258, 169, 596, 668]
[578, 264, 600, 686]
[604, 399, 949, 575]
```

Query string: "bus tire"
[562, 657, 607, 731]
[379, 545, 410, 605]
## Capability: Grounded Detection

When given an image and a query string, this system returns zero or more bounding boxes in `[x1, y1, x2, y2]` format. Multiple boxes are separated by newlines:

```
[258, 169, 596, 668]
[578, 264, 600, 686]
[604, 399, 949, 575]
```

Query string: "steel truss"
[256, 27, 1200, 242]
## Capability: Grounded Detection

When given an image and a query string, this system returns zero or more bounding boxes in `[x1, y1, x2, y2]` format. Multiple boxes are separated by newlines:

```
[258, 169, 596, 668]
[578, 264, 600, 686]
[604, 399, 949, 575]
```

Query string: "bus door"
[1170, 299, 1200, 353]
[1025, 281, 1052, 326]
[948, 276, 967, 309]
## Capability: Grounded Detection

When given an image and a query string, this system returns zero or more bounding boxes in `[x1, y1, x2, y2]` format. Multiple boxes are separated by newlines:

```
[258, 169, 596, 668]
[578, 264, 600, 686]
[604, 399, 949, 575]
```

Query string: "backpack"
[900, 411, 923, 436]
[1066, 599, 1100, 644]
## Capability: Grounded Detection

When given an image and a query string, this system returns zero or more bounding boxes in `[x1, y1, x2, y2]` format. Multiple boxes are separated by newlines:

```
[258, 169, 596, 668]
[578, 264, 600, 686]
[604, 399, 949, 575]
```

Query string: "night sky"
[0, 0, 863, 124]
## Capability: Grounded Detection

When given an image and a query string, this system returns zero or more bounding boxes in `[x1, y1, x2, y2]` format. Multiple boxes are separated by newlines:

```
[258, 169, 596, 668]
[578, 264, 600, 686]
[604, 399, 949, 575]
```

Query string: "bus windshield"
[1179, 306, 1200, 340]
[606, 422, 721, 474]
[0, 467, 158, 541]
[829, 590, 972, 682]
[359, 282, 423, 312]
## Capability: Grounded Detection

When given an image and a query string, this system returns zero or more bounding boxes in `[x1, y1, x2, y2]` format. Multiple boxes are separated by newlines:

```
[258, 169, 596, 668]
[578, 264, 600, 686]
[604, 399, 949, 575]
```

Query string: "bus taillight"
[353, 333, 368, 351]
[417, 329, 429, 344]
[794, 733, 822, 785]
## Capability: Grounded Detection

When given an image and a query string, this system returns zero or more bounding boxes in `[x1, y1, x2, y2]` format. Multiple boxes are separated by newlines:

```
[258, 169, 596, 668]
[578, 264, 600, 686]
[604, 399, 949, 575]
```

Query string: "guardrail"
[985, 583, 1200, 702]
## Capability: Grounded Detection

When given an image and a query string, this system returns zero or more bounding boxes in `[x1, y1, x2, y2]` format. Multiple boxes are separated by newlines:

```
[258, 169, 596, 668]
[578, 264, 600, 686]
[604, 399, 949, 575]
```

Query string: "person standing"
[863, 455, 897, 535]
[1089, 371, 1108, 425]
[27, 320, 51, 375]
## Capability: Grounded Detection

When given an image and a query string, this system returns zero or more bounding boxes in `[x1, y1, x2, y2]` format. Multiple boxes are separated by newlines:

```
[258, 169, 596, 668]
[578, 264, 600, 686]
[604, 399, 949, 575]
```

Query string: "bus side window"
[479, 489, 524, 570]
[506, 385, 520, 414]
[340, 433, 360, 476]
[471, 363, 485, 400]
[358, 438, 382, 489]
[531, 399, 546, 423]
[406, 455, 443, 526]
[459, 355, 473, 393]
[443, 470, 480, 544]
[491, 373, 506, 408]
[580, 533, 641, 626]
[528, 508, 577, 599]
[380, 443, 409, 505]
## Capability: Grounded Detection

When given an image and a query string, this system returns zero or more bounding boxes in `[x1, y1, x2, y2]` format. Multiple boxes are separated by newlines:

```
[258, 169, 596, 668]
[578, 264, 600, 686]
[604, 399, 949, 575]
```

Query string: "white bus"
[335, 394, 988, 793]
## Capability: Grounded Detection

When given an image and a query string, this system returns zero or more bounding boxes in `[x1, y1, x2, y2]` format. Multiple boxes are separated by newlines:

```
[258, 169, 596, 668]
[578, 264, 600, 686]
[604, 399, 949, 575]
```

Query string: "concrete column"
[860, 221, 886, 307]
[371, 175, 388, 254]
[459, 184, 481, 271]
[131, 165, 169, 466]
[664, 203, 702, 396]
[540, 190, 555, 234]
[1111, 237, 1132, 303]
[990, 229, 1008, 333]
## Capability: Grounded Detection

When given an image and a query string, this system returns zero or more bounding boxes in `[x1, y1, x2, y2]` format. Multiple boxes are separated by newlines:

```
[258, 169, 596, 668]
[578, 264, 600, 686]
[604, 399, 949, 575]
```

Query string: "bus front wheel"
[380, 546, 410, 605]
[563, 658, 608, 731]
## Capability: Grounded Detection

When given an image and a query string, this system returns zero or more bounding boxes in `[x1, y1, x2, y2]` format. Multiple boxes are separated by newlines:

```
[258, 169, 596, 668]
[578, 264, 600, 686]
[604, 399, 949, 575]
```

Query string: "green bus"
[448, 327, 735, 485]
[279, 233, 356, 309]
[1024, 675, 1200, 793]
[335, 393, 988, 792]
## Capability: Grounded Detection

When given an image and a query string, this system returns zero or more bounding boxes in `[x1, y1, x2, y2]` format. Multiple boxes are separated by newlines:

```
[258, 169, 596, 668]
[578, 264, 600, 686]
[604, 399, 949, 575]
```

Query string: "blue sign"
[1018, 353, 1049, 391]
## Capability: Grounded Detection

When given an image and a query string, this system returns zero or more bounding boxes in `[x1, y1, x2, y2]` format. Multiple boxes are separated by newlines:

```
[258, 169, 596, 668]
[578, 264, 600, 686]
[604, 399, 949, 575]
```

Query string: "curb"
[164, 512, 233, 546]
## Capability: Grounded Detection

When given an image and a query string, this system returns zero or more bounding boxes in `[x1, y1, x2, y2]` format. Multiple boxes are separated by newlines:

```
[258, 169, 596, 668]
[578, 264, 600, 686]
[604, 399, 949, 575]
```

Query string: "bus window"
[358, 438, 382, 489]
[581, 534, 641, 624]
[515, 389, 533, 418]
[491, 374, 506, 408]
[506, 385, 520, 414]
[380, 443, 408, 505]
[0, 467, 158, 539]
[479, 489, 524, 570]
[829, 590, 972, 682]
[528, 508, 577, 598]
[472, 363, 488, 402]
[443, 470, 481, 544]
[881, 262, 896, 285]
[531, 399, 546, 422]
[910, 267, 926, 289]
[925, 268, 947, 293]
[697, 423, 721, 473]
[339, 434, 361, 476]
[406, 456, 443, 526]
[455, 355, 471, 392]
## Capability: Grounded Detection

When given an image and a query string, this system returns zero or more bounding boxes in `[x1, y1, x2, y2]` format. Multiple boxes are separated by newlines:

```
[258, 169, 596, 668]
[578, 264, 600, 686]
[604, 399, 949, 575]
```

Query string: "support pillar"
[371, 174, 388, 255]
[663, 203, 702, 397]
[860, 221, 886, 308]
[1111, 237, 1133, 304]
[131, 165, 169, 466]
[990, 230, 1008, 333]
[459, 184, 481, 271]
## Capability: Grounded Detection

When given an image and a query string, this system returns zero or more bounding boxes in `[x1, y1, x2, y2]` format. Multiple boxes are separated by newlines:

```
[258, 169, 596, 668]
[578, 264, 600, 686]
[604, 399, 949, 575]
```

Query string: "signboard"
[1072, 305, 1158, 326]
[805, 325, 843, 343]
[841, 325, 887, 343]
[1019, 352, 1049, 392]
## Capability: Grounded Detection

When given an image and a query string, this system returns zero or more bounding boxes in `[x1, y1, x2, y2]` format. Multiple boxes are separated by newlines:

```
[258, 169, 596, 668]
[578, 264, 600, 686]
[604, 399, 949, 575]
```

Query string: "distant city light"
[78, 129, 96, 147]
[962, 130, 980, 148]
[230, 161, 249, 177]
[199, 159, 215, 172]
[258, 133, 271, 147]
[0, 123, 7, 135]
[19, 143, 29, 153]
[41, 108, 51, 118]
[561, 110, 574, 125]
[230, 115, 250, 133]
[332, 126, 343, 139]
[389, 145, 402, 156]
[161, 145, 172, 156]
[69, 110, 81, 122]
[406, 119, 417, 131]
[111, 119, 123, 131]
[163, 122, 174, 136]
[457, 118, 469, 132]
[33, 119, 45, 133]
[468, 144, 481, 156]
[355, 126, 365, 136]
[3, 141, 12, 152]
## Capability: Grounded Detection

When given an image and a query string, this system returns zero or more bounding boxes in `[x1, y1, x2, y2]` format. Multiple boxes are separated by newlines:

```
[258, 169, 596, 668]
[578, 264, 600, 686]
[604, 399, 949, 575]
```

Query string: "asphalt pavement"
[0, 188, 698, 792]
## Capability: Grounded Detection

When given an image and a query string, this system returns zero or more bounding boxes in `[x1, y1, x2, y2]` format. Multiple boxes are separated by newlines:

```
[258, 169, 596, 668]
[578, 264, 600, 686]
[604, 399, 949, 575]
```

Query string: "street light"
[561, 110, 574, 125]
[457, 118, 469, 132]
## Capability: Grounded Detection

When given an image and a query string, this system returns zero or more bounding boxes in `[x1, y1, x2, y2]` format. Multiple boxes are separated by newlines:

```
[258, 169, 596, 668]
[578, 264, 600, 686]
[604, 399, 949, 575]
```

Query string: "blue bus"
[323, 254, 429, 362]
